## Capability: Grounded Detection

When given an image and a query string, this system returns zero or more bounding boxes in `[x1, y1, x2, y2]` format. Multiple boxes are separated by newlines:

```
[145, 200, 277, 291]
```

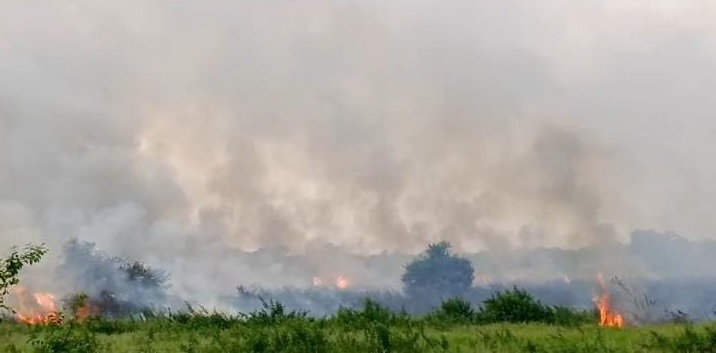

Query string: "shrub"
[476, 287, 555, 324]
[428, 297, 476, 325]
[29, 323, 103, 353]
[552, 306, 595, 326]
[334, 298, 409, 329]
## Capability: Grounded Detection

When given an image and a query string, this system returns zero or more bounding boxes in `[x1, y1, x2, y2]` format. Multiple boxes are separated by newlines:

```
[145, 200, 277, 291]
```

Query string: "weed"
[477, 287, 555, 324]
[643, 325, 716, 352]
[29, 322, 102, 353]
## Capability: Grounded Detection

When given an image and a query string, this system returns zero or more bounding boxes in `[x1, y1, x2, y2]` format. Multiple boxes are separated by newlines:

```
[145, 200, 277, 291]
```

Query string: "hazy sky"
[2, 0, 716, 262]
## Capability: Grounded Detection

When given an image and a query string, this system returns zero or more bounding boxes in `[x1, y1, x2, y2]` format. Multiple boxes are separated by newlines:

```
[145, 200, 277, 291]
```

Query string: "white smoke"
[2, 0, 716, 306]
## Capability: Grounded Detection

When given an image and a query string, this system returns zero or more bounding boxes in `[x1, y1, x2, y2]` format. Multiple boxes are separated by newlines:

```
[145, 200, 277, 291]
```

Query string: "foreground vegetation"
[1, 297, 715, 353]
[4, 243, 716, 352]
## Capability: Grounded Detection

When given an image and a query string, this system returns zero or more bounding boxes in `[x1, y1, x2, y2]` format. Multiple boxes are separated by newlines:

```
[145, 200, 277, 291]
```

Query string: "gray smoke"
[2, 0, 716, 310]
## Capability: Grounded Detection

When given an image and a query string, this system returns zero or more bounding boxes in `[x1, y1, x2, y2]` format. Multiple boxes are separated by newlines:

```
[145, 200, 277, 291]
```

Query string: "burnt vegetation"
[4, 296, 715, 353]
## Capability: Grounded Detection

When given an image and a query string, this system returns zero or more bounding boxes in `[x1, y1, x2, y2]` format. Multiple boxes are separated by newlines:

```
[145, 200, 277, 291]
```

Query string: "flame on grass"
[10, 286, 61, 325]
[593, 273, 625, 328]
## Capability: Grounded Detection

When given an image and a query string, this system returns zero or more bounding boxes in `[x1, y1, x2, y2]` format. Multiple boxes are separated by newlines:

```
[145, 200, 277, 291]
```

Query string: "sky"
[2, 0, 716, 293]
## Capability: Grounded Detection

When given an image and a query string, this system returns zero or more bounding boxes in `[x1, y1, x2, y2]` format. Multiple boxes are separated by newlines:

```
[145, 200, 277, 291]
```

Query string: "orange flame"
[75, 301, 101, 322]
[312, 275, 351, 289]
[593, 273, 625, 328]
[10, 286, 61, 325]
[335, 276, 350, 290]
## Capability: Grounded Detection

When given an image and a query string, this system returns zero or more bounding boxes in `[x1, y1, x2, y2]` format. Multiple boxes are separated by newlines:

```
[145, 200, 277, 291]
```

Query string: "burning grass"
[0, 287, 705, 353]
[0, 283, 711, 353]
[9, 286, 61, 325]
[594, 273, 626, 328]
[6, 289, 110, 328]
[0, 242, 703, 352]
[0, 307, 714, 353]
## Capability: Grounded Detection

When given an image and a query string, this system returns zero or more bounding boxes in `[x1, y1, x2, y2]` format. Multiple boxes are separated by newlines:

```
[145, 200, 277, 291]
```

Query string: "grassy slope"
[1, 321, 713, 353]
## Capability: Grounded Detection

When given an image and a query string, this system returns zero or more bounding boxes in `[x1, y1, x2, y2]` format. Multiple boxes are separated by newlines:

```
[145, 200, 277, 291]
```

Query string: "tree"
[120, 260, 169, 290]
[0, 244, 48, 311]
[58, 239, 169, 317]
[401, 241, 474, 301]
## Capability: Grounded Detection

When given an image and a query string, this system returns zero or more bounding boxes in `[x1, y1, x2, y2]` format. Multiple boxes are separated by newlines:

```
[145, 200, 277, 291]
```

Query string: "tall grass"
[1, 291, 714, 353]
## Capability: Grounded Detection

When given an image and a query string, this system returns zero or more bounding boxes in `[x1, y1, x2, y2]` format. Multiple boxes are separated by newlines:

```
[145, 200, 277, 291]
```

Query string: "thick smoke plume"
[2, 1, 716, 310]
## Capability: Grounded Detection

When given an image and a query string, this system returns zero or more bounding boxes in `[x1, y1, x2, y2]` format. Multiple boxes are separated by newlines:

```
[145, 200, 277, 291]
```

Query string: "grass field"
[1, 302, 715, 353]
[2, 320, 714, 353]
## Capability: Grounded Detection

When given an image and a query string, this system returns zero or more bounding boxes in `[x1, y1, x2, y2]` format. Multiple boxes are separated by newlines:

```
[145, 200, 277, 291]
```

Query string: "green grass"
[0, 293, 711, 352]
[1, 314, 715, 353]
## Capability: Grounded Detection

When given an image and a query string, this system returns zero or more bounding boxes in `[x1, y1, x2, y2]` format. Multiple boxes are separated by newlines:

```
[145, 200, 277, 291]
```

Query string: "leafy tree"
[58, 239, 169, 317]
[0, 244, 48, 311]
[401, 241, 474, 301]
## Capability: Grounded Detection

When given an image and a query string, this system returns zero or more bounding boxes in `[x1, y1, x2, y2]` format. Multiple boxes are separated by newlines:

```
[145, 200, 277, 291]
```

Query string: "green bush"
[552, 306, 595, 326]
[29, 323, 103, 353]
[428, 297, 476, 325]
[333, 298, 410, 329]
[476, 287, 555, 324]
[425, 293, 592, 327]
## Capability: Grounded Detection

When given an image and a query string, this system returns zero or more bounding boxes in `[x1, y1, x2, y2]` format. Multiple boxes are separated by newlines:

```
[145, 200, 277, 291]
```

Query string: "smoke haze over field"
[2, 1, 716, 305]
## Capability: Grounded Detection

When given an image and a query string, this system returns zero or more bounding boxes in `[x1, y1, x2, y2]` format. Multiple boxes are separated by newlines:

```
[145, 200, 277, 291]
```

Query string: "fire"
[335, 276, 350, 290]
[10, 286, 61, 325]
[593, 273, 625, 328]
[71, 295, 101, 322]
[9, 288, 102, 325]
[75, 301, 101, 322]
[312, 275, 351, 290]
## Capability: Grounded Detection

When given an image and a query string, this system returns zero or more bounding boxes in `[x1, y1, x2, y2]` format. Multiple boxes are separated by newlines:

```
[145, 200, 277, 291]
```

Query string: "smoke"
[2, 0, 716, 308]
